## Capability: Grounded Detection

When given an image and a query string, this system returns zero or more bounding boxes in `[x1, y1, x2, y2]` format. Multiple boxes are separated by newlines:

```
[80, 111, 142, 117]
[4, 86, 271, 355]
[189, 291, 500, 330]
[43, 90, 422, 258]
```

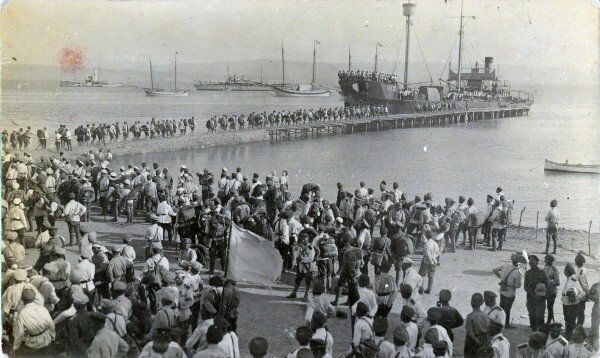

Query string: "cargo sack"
[319, 237, 338, 258]
[181, 206, 196, 222]
[344, 247, 362, 277]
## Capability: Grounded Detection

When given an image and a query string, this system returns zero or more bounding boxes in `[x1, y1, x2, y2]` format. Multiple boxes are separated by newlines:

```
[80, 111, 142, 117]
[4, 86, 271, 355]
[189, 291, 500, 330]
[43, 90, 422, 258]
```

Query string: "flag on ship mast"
[377, 42, 384, 47]
[226, 223, 283, 285]
[315, 40, 321, 45]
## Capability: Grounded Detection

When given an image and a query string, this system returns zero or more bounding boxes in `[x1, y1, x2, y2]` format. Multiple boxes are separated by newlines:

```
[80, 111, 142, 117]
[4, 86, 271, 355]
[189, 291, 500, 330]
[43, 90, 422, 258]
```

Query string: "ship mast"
[348, 45, 351, 72]
[281, 42, 285, 85]
[457, 0, 465, 92]
[260, 64, 263, 83]
[149, 57, 154, 90]
[374, 44, 378, 73]
[174, 52, 178, 91]
[402, 1, 416, 90]
[312, 40, 316, 84]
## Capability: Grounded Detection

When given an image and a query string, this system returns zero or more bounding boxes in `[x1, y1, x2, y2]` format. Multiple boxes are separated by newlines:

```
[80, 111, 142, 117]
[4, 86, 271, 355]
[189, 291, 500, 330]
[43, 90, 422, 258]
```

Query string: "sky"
[1, 0, 599, 83]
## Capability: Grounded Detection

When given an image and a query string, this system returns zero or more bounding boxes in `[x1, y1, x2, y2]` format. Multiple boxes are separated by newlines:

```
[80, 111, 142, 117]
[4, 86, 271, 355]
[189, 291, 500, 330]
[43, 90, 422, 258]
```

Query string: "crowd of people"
[2, 147, 599, 357]
[338, 71, 399, 85]
[1, 118, 199, 152]
[205, 106, 390, 132]
[1, 104, 394, 152]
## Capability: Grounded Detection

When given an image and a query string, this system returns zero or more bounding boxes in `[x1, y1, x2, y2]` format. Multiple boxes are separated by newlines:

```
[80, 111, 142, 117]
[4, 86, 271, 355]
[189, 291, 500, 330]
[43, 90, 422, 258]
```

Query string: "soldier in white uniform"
[544, 322, 568, 357]
[488, 309, 510, 358]
[483, 291, 506, 329]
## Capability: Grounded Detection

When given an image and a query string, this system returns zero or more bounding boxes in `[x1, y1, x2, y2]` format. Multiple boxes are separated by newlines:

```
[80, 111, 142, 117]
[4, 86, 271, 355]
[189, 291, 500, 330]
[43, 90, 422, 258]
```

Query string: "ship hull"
[544, 160, 600, 174]
[194, 83, 227, 91]
[273, 85, 331, 97]
[229, 84, 273, 91]
[60, 81, 82, 87]
[144, 88, 189, 97]
[339, 80, 533, 114]
[194, 83, 273, 91]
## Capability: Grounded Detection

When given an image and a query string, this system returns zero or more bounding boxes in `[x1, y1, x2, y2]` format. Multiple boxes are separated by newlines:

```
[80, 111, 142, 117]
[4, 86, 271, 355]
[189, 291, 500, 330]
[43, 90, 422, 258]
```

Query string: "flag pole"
[223, 222, 234, 278]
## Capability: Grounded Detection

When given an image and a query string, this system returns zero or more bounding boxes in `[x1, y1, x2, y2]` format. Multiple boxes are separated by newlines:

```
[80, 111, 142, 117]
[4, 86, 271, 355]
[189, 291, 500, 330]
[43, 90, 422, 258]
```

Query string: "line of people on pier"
[205, 106, 389, 132]
[2, 117, 198, 152]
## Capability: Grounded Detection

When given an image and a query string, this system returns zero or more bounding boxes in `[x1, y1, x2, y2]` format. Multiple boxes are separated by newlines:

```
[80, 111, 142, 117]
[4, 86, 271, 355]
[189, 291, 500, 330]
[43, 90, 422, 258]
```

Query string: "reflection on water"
[4, 82, 599, 231]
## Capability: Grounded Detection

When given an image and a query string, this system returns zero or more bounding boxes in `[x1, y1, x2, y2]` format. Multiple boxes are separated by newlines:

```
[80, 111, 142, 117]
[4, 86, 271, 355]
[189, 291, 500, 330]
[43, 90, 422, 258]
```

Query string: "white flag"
[226, 223, 283, 285]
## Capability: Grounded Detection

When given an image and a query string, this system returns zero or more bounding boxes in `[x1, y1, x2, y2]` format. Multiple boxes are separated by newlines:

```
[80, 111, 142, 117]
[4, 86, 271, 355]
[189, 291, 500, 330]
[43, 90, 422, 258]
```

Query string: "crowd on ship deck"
[338, 71, 399, 85]
[2, 145, 599, 357]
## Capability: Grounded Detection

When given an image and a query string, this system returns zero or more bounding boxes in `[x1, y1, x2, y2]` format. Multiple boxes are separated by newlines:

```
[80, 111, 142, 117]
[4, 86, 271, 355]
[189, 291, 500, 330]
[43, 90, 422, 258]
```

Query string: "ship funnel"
[484, 57, 493, 73]
[403, 2, 416, 16]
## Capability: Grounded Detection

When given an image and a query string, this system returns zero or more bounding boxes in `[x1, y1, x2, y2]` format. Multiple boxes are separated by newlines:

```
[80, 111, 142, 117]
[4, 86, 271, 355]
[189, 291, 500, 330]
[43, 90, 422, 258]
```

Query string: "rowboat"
[544, 159, 600, 174]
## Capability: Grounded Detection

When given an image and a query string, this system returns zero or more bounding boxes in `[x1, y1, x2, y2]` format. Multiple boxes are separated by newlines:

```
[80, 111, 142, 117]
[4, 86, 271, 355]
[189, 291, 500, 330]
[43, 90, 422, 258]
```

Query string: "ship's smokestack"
[484, 57, 493, 73]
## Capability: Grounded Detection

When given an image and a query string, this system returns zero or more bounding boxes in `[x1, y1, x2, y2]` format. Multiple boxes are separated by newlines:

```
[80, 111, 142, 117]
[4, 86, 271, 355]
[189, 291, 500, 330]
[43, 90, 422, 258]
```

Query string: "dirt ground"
[15, 202, 599, 357]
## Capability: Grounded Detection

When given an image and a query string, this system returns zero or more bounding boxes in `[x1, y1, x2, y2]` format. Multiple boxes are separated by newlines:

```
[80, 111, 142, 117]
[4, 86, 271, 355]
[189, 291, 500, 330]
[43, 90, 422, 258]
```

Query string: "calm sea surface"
[3, 82, 599, 231]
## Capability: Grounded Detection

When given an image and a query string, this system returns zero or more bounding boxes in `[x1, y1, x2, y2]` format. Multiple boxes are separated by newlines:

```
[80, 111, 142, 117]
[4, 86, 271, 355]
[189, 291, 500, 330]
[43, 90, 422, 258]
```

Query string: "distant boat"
[544, 159, 600, 174]
[144, 53, 189, 97]
[194, 65, 273, 91]
[272, 41, 332, 97]
[60, 69, 126, 87]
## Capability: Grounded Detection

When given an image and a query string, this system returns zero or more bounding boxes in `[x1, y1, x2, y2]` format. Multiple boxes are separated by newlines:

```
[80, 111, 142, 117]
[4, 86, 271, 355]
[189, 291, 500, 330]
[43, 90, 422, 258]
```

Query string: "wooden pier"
[267, 106, 530, 142]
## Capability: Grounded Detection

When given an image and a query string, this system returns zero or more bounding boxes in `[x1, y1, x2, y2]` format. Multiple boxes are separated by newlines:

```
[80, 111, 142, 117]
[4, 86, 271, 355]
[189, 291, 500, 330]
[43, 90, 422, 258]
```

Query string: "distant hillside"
[1, 59, 594, 88]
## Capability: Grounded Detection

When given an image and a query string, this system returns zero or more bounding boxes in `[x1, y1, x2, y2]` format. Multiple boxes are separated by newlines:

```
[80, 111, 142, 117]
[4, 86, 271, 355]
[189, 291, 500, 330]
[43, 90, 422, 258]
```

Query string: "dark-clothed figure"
[464, 293, 490, 357]
[523, 255, 548, 331]
[543, 254, 560, 324]
[436, 289, 464, 341]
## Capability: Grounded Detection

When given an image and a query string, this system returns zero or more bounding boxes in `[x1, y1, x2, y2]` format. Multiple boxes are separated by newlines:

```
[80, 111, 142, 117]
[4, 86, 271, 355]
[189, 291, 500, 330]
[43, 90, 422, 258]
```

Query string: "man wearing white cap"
[398, 257, 423, 298]
[7, 182, 25, 205]
[63, 192, 87, 246]
[107, 244, 133, 285]
[4, 198, 29, 245]
[2, 269, 44, 319]
[76, 251, 96, 304]
[44, 168, 57, 198]
[91, 243, 110, 300]
[488, 306, 510, 358]
[3, 230, 26, 267]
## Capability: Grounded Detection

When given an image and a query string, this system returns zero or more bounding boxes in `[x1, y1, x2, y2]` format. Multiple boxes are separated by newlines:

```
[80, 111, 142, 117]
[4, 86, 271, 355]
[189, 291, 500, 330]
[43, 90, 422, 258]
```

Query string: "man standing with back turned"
[544, 199, 559, 254]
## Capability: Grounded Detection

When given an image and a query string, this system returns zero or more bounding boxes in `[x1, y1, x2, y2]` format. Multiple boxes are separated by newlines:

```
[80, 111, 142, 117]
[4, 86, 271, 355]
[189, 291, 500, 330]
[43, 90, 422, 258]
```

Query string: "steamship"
[60, 69, 126, 87]
[338, 1, 534, 114]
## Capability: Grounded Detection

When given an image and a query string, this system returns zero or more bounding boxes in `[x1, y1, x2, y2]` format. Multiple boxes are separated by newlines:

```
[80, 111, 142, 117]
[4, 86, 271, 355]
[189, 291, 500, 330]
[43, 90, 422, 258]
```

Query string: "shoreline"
[15, 128, 271, 158]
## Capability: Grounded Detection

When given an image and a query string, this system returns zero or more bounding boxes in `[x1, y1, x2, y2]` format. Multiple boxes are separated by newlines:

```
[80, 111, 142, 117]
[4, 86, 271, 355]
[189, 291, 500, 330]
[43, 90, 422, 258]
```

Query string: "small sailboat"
[272, 41, 331, 97]
[544, 159, 600, 174]
[144, 53, 189, 97]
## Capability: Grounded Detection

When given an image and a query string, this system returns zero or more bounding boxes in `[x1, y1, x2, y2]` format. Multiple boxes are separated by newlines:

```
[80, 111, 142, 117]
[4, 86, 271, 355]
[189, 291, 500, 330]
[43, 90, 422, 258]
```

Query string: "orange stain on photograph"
[67, 113, 78, 122]
[58, 47, 86, 73]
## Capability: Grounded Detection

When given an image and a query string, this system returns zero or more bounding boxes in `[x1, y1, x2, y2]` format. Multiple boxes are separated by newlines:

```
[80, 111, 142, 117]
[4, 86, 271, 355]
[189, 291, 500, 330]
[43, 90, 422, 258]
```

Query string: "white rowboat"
[544, 159, 600, 174]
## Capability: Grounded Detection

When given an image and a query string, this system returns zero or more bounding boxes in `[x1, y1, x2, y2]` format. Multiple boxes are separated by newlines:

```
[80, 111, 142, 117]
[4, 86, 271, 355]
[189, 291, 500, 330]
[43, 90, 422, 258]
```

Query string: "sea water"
[3, 81, 599, 231]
